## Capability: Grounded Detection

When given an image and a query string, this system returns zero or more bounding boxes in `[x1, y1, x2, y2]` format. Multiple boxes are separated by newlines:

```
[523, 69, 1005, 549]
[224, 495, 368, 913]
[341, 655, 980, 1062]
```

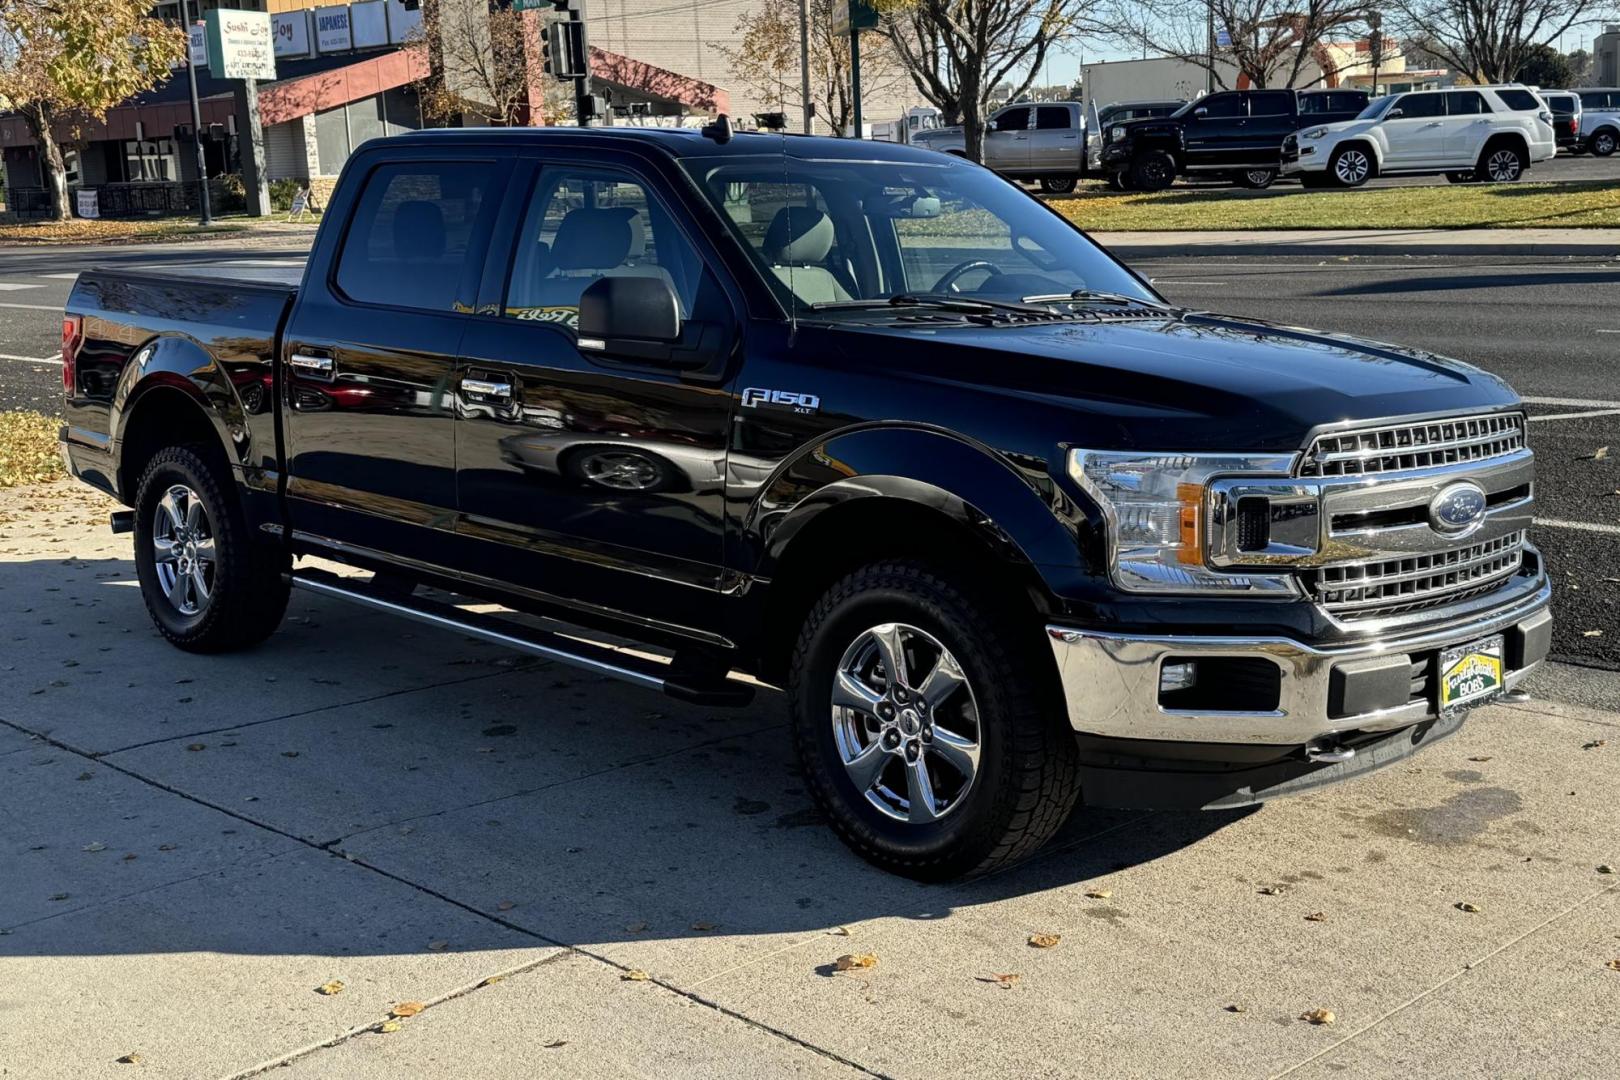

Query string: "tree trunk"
[25, 103, 70, 222]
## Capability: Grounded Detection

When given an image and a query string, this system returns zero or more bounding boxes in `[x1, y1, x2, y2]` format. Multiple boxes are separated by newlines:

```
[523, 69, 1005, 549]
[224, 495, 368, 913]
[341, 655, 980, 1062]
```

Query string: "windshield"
[681, 155, 1154, 316]
[1357, 96, 1396, 120]
[1171, 98, 1200, 118]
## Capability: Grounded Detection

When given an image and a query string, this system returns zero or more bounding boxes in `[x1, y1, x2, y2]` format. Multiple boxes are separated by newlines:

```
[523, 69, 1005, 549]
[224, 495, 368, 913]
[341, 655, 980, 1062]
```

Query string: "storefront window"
[123, 139, 178, 182]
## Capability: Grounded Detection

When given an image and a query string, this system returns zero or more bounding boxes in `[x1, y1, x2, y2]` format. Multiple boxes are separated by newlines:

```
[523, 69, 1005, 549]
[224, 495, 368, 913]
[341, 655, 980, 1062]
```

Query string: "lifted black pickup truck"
[1102, 87, 1369, 190]
[60, 125, 1550, 880]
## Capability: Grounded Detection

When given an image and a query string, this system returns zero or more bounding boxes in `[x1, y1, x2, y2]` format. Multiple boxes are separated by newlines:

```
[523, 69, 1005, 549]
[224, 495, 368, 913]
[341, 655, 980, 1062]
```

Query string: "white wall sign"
[206, 10, 277, 80]
[76, 190, 100, 219]
[273, 11, 312, 58]
[351, 0, 388, 48]
[188, 22, 208, 67]
[387, 0, 422, 44]
[314, 6, 353, 53]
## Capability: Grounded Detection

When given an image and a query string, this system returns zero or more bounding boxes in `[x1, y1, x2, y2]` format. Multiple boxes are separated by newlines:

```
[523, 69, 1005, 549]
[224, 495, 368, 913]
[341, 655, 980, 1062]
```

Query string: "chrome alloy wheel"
[1486, 149, 1522, 181]
[151, 484, 215, 616]
[830, 623, 981, 824]
[579, 449, 661, 490]
[1334, 149, 1370, 185]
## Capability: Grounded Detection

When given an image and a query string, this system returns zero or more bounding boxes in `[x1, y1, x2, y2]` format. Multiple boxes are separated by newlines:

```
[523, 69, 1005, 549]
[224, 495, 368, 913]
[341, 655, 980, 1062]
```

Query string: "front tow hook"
[1304, 740, 1356, 764]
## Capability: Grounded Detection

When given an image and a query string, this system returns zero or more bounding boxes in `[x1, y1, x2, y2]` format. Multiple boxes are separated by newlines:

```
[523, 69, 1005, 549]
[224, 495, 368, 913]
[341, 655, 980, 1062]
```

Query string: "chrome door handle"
[462, 377, 512, 399]
[289, 353, 333, 376]
[1423, 121, 1442, 127]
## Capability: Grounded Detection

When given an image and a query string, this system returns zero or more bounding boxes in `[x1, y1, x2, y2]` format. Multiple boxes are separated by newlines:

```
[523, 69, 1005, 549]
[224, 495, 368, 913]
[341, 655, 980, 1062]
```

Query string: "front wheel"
[1589, 129, 1617, 157]
[1039, 175, 1078, 194]
[133, 445, 289, 653]
[1130, 150, 1176, 191]
[789, 561, 1081, 880]
[1329, 146, 1373, 187]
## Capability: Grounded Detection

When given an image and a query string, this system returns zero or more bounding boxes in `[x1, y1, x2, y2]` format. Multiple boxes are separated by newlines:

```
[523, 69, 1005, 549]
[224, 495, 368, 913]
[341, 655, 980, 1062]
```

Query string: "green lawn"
[1048, 179, 1620, 231]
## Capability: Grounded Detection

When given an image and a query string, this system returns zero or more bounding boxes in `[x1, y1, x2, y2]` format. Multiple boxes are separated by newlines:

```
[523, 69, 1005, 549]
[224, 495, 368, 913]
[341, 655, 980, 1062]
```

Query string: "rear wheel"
[1590, 128, 1617, 157]
[1130, 150, 1176, 192]
[1234, 168, 1277, 189]
[789, 561, 1080, 880]
[133, 445, 289, 653]
[1329, 145, 1373, 187]
[1038, 175, 1078, 194]
[1477, 143, 1526, 182]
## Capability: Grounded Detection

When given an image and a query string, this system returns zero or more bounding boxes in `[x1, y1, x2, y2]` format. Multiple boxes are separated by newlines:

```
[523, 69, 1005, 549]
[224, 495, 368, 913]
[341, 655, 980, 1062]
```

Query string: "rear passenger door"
[282, 154, 509, 569]
[1029, 105, 1080, 171]
[1241, 90, 1297, 163]
[1442, 90, 1492, 161]
[451, 157, 741, 637]
[983, 106, 1032, 171]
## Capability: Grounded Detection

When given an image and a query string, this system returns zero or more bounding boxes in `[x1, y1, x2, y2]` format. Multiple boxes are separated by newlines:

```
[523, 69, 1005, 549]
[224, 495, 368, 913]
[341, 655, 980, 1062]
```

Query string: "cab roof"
[379, 125, 950, 164]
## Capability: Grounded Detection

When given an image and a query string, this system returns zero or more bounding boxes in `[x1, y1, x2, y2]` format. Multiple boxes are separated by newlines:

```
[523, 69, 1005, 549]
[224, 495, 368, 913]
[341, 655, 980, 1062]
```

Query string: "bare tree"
[411, 0, 530, 126]
[877, 0, 1097, 162]
[1385, 0, 1608, 83]
[713, 0, 902, 135]
[1104, 0, 1369, 91]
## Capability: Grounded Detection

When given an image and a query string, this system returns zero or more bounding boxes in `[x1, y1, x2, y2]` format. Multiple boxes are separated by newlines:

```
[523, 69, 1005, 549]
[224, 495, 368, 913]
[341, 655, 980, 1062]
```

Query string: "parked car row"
[912, 84, 1618, 195]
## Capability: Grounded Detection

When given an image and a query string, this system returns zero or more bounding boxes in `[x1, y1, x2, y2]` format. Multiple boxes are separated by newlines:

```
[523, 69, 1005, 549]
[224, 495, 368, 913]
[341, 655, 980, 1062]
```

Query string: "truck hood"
[837, 311, 1518, 452]
[1299, 117, 1378, 140]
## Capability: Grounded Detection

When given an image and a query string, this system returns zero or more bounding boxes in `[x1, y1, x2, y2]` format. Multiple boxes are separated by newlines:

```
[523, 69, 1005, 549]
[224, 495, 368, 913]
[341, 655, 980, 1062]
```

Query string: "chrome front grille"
[1311, 531, 1527, 621]
[1300, 412, 1525, 477]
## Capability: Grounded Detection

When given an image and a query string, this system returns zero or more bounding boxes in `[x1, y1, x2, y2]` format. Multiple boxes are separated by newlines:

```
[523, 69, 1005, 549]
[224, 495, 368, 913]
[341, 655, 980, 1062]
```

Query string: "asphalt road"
[2, 243, 1614, 675]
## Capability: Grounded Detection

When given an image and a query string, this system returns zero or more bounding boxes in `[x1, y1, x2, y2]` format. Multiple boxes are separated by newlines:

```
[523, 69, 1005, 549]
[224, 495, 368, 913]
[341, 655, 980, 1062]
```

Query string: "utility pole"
[1206, 2, 1215, 95]
[799, 0, 812, 133]
[1367, 10, 1383, 96]
[181, 0, 212, 225]
[850, 24, 862, 137]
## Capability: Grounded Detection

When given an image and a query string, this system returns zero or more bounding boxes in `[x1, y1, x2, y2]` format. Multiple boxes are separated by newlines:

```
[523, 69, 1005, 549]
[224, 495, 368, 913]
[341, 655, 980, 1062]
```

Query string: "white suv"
[1281, 86, 1556, 187]
[1575, 88, 1619, 156]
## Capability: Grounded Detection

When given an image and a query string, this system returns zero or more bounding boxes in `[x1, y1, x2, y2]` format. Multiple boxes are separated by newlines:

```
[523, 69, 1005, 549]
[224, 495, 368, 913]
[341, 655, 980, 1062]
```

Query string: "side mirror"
[1193, 106, 1208, 117]
[1385, 107, 1404, 119]
[577, 274, 681, 362]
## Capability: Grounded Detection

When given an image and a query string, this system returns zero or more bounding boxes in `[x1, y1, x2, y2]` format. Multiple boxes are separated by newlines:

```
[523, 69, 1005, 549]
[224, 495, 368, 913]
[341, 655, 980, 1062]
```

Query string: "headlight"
[1301, 126, 1329, 139]
[1110, 125, 1127, 142]
[1068, 450, 1299, 595]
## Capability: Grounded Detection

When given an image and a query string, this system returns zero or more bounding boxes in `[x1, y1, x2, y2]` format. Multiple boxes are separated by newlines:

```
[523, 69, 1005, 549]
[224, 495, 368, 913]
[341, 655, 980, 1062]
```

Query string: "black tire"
[1328, 145, 1373, 187]
[1590, 128, 1618, 157]
[1038, 176, 1078, 194]
[132, 445, 289, 653]
[1445, 171, 1478, 184]
[1234, 168, 1277, 189]
[1476, 141, 1526, 182]
[1130, 150, 1176, 191]
[788, 560, 1081, 881]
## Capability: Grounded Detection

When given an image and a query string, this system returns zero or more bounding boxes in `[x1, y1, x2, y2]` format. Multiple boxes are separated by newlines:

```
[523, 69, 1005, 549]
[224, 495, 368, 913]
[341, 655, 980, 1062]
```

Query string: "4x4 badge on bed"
[741, 388, 820, 414]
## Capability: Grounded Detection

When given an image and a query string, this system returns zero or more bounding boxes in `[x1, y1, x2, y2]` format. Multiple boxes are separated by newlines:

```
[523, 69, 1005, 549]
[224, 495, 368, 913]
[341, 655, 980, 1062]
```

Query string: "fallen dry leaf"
[1606, 959, 1620, 971]
[834, 953, 879, 972]
[377, 1020, 403, 1034]
[1597, 865, 1615, 875]
[543, 1039, 568, 1049]
[690, 921, 716, 932]
[1084, 889, 1112, 899]
[979, 972, 1020, 989]
[115, 1052, 142, 1065]
[1585, 740, 1609, 750]
[1304, 912, 1327, 922]
[82, 842, 106, 853]
[1224, 1004, 1247, 1014]
[185, 743, 205, 752]
[1258, 885, 1288, 896]
[1588, 446, 1611, 461]
[1455, 902, 1482, 913]
[496, 900, 515, 911]
[426, 940, 449, 952]
[1582, 629, 1605, 638]
[622, 969, 650, 981]
[315, 980, 345, 996]
[1028, 933, 1061, 948]
[827, 926, 851, 937]
[1300, 1008, 1336, 1025]
[1468, 756, 1493, 763]
[624, 921, 648, 933]
[390, 1002, 425, 1018]
[481, 976, 505, 987]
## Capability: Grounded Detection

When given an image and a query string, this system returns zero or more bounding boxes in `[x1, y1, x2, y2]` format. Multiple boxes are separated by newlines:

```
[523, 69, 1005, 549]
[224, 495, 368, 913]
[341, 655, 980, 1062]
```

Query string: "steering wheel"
[932, 259, 1002, 295]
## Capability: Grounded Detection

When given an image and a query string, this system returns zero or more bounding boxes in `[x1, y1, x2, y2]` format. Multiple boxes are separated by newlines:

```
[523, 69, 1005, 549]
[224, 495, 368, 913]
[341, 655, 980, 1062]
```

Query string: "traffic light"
[539, 22, 578, 77]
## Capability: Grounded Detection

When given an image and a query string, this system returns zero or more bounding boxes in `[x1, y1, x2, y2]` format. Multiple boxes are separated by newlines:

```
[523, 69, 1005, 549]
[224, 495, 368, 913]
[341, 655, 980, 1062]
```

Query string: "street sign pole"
[182, 0, 212, 225]
[850, 25, 862, 138]
[799, 0, 812, 133]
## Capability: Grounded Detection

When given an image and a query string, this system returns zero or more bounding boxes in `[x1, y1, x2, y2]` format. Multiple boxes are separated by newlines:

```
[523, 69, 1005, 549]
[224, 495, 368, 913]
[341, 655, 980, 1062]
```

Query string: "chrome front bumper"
[1045, 578, 1551, 745]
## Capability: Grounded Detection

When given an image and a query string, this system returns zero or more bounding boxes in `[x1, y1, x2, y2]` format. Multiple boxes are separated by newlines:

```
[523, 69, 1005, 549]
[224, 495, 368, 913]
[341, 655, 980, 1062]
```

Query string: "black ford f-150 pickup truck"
[59, 125, 1550, 880]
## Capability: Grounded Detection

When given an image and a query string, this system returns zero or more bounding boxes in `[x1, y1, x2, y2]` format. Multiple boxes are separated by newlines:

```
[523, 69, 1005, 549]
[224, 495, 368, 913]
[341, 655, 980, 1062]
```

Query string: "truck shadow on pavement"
[1, 551, 1249, 957]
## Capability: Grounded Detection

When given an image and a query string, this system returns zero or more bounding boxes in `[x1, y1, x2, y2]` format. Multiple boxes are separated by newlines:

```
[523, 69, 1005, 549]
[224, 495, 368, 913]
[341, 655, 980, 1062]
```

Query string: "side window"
[1248, 91, 1293, 116]
[1494, 88, 1540, 111]
[504, 168, 704, 331]
[1394, 93, 1444, 118]
[1446, 91, 1488, 115]
[1197, 94, 1246, 119]
[334, 161, 495, 311]
[1035, 105, 1072, 130]
[991, 107, 1030, 133]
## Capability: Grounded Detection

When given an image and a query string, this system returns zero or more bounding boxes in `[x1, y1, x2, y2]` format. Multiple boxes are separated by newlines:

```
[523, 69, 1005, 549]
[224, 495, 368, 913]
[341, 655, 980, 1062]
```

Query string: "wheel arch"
[1332, 138, 1382, 173]
[112, 334, 248, 504]
[1480, 130, 1530, 161]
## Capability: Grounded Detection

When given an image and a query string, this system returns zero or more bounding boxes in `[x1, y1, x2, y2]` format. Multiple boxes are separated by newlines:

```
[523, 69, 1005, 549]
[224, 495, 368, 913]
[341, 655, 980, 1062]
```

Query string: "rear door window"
[1579, 90, 1612, 109]
[1446, 91, 1488, 115]
[334, 161, 497, 311]
[1247, 91, 1294, 117]
[1035, 106, 1072, 130]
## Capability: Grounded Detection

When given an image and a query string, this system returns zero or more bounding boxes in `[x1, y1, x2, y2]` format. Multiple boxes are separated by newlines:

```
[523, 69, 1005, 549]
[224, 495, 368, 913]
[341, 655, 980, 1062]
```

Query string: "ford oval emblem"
[1429, 481, 1488, 534]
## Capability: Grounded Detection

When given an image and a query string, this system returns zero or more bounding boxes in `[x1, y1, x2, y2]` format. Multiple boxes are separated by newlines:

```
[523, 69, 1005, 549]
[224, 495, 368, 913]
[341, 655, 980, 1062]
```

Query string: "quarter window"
[1494, 88, 1540, 111]
[334, 161, 496, 312]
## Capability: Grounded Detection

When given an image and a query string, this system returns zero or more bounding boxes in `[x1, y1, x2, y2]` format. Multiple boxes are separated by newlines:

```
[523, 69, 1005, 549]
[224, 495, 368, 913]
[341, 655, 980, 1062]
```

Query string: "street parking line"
[1535, 518, 1620, 536]
[39, 273, 80, 280]
[0, 301, 61, 312]
[1150, 279, 1228, 285]
[1522, 396, 1620, 409]
[1596, 329, 1620, 334]
[0, 282, 44, 291]
[0, 353, 61, 365]
[1528, 408, 1620, 422]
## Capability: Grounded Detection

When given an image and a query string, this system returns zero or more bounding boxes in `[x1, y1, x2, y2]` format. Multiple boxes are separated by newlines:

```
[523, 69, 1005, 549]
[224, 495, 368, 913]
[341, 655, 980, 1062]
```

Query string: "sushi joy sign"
[205, 9, 277, 80]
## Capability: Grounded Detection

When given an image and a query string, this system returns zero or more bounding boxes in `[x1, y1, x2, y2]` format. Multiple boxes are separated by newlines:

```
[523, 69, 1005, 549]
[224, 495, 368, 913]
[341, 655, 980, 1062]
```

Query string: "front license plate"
[1437, 635, 1506, 717]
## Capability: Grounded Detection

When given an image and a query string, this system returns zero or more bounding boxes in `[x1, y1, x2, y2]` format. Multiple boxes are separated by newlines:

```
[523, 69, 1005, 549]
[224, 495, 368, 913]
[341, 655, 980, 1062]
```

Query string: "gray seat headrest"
[764, 207, 835, 266]
[551, 207, 643, 272]
[393, 201, 446, 261]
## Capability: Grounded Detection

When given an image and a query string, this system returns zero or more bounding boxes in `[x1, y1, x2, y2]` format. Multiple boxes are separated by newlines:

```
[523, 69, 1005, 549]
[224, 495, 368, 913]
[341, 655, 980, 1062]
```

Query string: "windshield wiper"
[810, 292, 1053, 314]
[1021, 289, 1174, 308]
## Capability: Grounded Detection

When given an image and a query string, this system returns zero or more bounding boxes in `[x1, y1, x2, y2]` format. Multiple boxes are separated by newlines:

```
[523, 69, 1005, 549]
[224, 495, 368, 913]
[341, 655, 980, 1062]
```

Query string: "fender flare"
[111, 333, 250, 493]
[746, 424, 1096, 588]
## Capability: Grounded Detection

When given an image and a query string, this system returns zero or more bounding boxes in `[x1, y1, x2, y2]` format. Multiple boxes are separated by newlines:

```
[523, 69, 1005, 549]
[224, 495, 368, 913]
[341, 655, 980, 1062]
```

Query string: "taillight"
[61, 314, 81, 395]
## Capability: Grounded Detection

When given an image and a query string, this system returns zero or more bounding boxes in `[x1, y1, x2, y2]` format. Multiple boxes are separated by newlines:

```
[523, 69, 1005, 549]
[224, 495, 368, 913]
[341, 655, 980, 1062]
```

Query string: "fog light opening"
[1157, 656, 1283, 712]
[1160, 661, 1199, 694]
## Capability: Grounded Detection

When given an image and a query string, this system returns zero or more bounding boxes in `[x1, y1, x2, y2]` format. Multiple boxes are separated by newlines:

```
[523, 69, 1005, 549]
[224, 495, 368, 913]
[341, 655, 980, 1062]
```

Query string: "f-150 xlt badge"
[741, 388, 821, 414]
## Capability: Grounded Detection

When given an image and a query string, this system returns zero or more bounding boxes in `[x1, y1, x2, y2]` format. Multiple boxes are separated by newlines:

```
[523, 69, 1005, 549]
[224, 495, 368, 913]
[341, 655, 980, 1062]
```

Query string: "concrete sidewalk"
[1095, 227, 1620, 258]
[3, 481, 1618, 1079]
